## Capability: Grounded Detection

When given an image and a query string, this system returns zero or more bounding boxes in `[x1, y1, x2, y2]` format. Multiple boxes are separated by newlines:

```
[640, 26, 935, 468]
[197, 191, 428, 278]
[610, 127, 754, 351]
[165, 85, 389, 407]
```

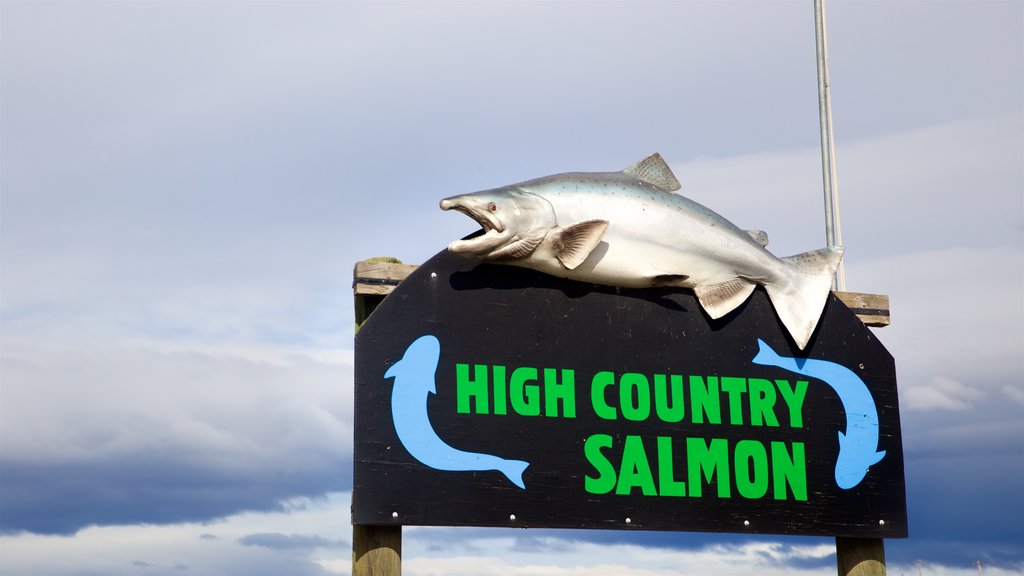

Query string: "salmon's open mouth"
[439, 196, 512, 257]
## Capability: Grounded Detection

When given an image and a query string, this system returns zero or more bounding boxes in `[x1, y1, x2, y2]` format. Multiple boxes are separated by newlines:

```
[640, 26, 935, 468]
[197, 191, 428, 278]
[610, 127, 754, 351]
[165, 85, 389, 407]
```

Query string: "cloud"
[0, 493, 350, 576]
[398, 532, 1024, 576]
[674, 114, 1024, 262]
[396, 529, 841, 576]
[238, 533, 341, 551]
[0, 340, 353, 534]
[903, 376, 984, 411]
[510, 535, 577, 555]
[844, 245, 1022, 387]
[131, 560, 189, 572]
[1002, 385, 1024, 406]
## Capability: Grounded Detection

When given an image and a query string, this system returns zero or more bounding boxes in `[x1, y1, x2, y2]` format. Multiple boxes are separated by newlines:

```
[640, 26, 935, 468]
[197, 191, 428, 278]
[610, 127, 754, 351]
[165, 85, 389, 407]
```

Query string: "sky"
[0, 0, 1021, 575]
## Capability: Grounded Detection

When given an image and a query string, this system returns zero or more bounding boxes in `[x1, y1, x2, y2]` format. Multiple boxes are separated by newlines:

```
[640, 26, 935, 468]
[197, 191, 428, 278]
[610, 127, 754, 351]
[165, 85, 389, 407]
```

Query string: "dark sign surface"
[353, 249, 907, 538]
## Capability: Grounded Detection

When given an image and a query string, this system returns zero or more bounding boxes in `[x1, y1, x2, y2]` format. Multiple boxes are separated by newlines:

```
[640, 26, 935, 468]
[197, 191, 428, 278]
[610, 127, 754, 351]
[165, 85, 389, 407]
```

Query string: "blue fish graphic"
[386, 335, 530, 489]
[752, 339, 886, 489]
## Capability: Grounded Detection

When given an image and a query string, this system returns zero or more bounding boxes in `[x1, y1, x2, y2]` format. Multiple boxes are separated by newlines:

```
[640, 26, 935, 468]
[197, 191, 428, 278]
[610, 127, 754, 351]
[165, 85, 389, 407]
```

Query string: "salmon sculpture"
[440, 153, 843, 350]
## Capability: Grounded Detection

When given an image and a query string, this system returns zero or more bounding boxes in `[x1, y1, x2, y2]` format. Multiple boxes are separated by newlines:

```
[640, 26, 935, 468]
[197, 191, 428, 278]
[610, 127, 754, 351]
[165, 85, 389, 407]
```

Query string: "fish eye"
[488, 202, 498, 212]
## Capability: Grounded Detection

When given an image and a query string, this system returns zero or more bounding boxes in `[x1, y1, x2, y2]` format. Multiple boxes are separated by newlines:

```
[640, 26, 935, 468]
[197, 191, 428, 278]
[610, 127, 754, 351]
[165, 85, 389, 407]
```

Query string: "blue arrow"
[386, 335, 529, 489]
[751, 339, 885, 489]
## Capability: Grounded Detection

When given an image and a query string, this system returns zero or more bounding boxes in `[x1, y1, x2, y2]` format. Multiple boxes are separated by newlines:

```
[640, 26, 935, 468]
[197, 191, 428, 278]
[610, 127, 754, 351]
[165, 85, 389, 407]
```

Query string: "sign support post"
[352, 524, 401, 576]
[837, 537, 887, 576]
[353, 258, 415, 576]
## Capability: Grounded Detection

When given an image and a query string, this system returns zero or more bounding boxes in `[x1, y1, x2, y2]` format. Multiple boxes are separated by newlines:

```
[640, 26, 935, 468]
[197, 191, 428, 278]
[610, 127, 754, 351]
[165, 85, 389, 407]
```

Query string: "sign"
[353, 249, 907, 538]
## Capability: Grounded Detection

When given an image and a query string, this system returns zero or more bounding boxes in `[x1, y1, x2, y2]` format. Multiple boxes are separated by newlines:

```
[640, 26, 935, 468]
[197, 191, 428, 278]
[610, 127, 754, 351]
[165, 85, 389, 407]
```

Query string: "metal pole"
[816, 2, 885, 573]
[814, 0, 847, 291]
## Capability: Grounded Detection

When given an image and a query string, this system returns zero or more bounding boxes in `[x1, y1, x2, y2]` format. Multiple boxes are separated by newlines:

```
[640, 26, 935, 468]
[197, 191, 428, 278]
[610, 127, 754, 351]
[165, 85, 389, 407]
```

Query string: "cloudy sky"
[1, 1, 1021, 575]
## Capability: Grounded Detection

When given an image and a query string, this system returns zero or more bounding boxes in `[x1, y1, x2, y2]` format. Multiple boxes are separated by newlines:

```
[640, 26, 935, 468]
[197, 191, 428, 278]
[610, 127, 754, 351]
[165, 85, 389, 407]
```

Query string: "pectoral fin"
[489, 236, 543, 260]
[553, 220, 608, 270]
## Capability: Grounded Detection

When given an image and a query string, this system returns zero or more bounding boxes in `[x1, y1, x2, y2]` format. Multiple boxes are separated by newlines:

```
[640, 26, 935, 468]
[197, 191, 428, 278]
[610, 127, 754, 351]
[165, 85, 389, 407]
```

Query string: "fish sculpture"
[440, 153, 843, 350]
[387, 334, 531, 489]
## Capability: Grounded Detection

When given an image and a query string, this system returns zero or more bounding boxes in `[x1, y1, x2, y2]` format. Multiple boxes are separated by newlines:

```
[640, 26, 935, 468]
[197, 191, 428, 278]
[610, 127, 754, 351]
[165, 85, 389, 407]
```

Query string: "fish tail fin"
[500, 459, 530, 490]
[751, 338, 782, 366]
[765, 246, 844, 350]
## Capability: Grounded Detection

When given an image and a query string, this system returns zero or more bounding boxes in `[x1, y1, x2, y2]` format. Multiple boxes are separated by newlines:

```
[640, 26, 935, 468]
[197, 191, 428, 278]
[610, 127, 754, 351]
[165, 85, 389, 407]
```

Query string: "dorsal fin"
[622, 153, 681, 193]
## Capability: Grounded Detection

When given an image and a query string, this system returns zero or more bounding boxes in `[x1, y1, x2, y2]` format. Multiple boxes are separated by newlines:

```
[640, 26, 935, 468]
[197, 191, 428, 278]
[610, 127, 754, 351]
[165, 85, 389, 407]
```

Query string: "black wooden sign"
[353, 249, 907, 538]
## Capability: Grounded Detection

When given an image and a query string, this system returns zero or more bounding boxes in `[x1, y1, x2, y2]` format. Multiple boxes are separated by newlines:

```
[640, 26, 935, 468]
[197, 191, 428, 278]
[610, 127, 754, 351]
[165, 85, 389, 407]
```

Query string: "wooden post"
[353, 525, 401, 576]
[353, 258, 415, 576]
[836, 537, 887, 576]
[833, 294, 891, 574]
[833, 292, 890, 327]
